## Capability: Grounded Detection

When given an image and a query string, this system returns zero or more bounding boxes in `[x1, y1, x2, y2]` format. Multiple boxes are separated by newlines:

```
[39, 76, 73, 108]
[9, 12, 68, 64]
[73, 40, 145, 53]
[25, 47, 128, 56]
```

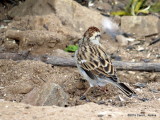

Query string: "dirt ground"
[0, 100, 160, 120]
[0, 0, 160, 120]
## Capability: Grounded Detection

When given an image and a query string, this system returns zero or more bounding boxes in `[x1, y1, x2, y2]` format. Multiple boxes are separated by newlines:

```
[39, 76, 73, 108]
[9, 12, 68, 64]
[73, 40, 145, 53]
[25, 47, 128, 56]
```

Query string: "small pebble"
[97, 114, 104, 117]
[139, 98, 149, 102]
[150, 73, 156, 80]
[25, 106, 30, 109]
[140, 110, 145, 114]
[147, 53, 151, 58]
[130, 41, 141, 46]
[141, 59, 151, 63]
[111, 54, 122, 61]
[128, 71, 136, 74]
[135, 88, 143, 92]
[97, 111, 107, 117]
[0, 87, 4, 89]
[108, 114, 112, 117]
[134, 83, 147, 88]
[0, 25, 7, 29]
[97, 101, 105, 105]
[131, 59, 136, 62]
[80, 95, 86, 100]
[126, 46, 135, 50]
[107, 99, 112, 103]
[156, 54, 160, 58]
[149, 89, 159, 93]
[137, 46, 145, 51]
[88, 1, 94, 7]
[5, 106, 8, 108]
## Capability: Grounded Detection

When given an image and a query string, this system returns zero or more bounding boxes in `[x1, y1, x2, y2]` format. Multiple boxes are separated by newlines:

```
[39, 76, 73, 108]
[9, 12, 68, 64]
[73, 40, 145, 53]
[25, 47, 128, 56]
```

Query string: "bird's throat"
[90, 39, 100, 45]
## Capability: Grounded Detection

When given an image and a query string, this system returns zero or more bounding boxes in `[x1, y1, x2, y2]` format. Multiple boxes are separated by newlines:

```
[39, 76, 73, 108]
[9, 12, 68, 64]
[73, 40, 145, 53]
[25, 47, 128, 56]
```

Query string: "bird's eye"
[95, 35, 101, 39]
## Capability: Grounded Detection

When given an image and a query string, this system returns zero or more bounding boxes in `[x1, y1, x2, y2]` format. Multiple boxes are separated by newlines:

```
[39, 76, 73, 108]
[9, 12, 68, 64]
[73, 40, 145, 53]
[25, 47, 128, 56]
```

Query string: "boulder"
[121, 16, 160, 37]
[8, 0, 104, 33]
[22, 82, 69, 106]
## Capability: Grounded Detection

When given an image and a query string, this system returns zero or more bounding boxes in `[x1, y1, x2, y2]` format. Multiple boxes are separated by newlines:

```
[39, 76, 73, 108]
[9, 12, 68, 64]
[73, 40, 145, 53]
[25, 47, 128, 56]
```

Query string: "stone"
[115, 35, 128, 46]
[110, 54, 122, 61]
[121, 16, 160, 37]
[38, 82, 69, 106]
[22, 82, 69, 106]
[8, 0, 104, 33]
[136, 46, 145, 51]
[3, 38, 18, 51]
[133, 83, 147, 88]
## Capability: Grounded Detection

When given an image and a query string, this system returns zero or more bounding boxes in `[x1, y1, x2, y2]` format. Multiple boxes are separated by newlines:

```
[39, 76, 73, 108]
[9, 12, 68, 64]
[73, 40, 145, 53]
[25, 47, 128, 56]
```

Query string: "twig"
[0, 51, 30, 60]
[145, 33, 158, 37]
[0, 52, 160, 72]
[149, 38, 160, 46]
[113, 61, 160, 72]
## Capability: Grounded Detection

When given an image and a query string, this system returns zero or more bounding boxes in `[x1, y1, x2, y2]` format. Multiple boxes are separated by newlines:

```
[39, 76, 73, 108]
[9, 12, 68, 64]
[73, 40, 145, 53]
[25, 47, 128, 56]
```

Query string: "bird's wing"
[77, 44, 118, 82]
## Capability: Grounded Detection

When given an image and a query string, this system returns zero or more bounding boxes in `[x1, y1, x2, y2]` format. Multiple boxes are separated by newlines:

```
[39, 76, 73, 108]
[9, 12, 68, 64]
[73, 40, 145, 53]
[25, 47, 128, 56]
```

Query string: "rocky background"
[0, 0, 160, 120]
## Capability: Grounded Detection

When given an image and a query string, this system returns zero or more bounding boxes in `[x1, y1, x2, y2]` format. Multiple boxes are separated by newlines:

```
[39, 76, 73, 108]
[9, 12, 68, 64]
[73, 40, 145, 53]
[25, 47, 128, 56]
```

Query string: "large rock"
[121, 16, 160, 37]
[8, 0, 104, 33]
[22, 82, 69, 106]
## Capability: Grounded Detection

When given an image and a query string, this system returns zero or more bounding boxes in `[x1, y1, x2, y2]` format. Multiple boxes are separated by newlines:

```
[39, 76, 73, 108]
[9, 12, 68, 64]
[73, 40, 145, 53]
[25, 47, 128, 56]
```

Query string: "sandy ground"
[0, 100, 160, 120]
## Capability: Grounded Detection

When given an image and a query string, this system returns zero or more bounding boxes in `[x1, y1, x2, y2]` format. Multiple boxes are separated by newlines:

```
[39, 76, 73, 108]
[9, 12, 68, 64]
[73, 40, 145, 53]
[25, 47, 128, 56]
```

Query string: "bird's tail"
[115, 82, 137, 97]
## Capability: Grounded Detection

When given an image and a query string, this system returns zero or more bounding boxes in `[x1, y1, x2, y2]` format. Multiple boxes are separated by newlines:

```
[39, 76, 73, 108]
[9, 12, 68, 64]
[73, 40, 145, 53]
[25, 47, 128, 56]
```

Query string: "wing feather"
[77, 44, 118, 82]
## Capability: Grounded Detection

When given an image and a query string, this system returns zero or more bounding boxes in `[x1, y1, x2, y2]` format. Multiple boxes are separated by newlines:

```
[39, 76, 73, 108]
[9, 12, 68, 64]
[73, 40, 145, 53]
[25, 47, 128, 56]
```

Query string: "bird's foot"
[97, 86, 108, 94]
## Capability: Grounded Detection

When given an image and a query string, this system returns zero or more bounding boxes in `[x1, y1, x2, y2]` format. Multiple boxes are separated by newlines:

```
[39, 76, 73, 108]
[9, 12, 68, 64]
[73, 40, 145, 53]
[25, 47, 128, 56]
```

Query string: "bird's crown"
[80, 26, 101, 45]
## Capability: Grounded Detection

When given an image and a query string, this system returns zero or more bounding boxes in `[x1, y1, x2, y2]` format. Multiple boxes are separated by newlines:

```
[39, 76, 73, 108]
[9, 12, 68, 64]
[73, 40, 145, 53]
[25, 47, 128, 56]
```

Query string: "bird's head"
[79, 26, 101, 45]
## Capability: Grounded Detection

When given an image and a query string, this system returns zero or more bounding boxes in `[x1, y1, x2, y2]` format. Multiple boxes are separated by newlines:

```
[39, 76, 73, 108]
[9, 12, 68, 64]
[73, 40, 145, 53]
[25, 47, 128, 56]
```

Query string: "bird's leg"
[80, 86, 92, 100]
[97, 86, 108, 94]
[83, 86, 92, 96]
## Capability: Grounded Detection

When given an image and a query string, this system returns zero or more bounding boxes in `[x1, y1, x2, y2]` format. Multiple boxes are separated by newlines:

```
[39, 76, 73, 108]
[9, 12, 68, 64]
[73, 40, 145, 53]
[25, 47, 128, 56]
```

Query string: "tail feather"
[116, 82, 137, 97]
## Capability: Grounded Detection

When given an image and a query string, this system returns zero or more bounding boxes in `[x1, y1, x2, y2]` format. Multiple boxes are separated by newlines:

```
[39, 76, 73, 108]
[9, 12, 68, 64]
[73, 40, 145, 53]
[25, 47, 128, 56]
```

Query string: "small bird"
[75, 26, 136, 99]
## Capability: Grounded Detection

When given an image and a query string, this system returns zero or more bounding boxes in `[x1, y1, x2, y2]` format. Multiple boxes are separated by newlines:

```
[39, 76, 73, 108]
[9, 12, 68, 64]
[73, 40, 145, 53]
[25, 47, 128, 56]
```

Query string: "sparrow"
[75, 26, 136, 99]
